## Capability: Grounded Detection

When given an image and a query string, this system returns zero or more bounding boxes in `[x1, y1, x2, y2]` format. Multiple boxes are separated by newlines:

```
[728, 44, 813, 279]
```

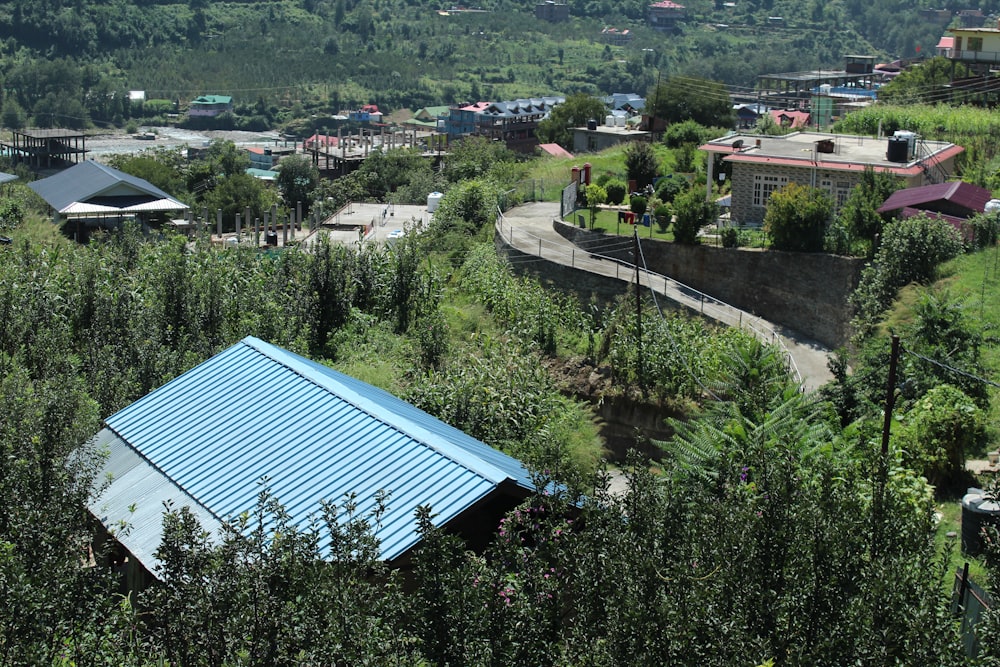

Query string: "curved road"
[497, 202, 834, 392]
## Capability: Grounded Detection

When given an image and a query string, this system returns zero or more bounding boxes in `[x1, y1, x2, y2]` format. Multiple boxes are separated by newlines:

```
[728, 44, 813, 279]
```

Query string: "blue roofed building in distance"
[88, 337, 540, 589]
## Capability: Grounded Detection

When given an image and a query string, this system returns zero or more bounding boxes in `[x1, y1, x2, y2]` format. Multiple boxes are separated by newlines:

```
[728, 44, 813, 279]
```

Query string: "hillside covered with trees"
[0, 0, 968, 131]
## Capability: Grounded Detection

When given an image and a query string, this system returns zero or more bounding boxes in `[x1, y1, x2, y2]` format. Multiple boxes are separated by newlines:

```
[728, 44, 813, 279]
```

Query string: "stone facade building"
[699, 132, 964, 226]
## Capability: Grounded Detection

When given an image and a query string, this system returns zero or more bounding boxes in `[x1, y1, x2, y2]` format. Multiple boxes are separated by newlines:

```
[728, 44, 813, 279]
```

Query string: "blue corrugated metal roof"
[93, 337, 536, 571]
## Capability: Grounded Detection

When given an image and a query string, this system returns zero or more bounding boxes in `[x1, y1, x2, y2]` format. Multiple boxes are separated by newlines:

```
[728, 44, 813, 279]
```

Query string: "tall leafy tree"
[624, 141, 659, 190]
[877, 56, 970, 104]
[275, 154, 319, 213]
[536, 93, 607, 149]
[838, 165, 900, 255]
[647, 76, 734, 128]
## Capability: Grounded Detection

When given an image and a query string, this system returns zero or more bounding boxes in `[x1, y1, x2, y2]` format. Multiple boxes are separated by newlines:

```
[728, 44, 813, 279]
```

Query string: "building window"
[753, 174, 788, 207]
[835, 181, 852, 209]
[819, 178, 851, 211]
[969, 36, 984, 51]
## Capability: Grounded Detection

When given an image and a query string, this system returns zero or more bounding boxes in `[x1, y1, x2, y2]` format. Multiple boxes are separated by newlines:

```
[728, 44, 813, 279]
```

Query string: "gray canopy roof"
[29, 160, 187, 215]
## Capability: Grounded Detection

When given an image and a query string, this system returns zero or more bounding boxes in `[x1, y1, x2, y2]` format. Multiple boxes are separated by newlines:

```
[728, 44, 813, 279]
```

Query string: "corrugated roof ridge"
[240, 336, 523, 487]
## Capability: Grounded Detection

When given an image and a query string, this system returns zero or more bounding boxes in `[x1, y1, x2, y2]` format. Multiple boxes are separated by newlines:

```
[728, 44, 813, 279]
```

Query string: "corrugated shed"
[91, 337, 536, 574]
[877, 181, 992, 215]
[28, 161, 187, 215]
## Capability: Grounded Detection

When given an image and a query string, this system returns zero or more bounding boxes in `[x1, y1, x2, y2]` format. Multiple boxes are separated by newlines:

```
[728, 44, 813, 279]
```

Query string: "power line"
[900, 344, 1000, 389]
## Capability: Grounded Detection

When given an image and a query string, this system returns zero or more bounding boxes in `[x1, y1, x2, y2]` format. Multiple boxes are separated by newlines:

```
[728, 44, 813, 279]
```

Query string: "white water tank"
[985, 199, 1000, 214]
[605, 115, 615, 127]
[616, 115, 626, 127]
[427, 191, 443, 213]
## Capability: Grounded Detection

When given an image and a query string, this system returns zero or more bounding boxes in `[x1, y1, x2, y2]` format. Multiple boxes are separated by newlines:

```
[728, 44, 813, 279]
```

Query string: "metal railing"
[494, 209, 802, 386]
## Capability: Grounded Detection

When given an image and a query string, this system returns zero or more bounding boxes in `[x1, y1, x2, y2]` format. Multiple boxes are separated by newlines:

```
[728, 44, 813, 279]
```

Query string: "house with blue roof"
[88, 336, 539, 589]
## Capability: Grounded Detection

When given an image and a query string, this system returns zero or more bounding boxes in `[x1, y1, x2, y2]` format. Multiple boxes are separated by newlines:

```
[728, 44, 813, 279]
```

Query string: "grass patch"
[10, 214, 70, 248]
[936, 497, 988, 589]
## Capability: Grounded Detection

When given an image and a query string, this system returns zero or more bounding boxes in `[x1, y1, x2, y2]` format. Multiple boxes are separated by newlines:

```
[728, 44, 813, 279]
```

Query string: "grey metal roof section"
[89, 428, 224, 573]
[93, 336, 536, 573]
[0, 172, 16, 185]
[28, 160, 186, 214]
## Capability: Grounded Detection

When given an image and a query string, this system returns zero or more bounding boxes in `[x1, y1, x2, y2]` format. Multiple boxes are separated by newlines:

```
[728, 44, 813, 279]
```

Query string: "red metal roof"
[877, 180, 992, 214]
[937, 36, 955, 49]
[305, 134, 338, 148]
[538, 143, 573, 158]
[769, 109, 811, 128]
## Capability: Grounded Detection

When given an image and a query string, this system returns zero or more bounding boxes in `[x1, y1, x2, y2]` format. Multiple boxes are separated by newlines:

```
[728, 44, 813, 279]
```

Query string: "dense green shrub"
[850, 214, 963, 335]
[655, 173, 687, 204]
[605, 180, 627, 205]
[764, 183, 833, 252]
[629, 194, 647, 217]
[896, 384, 985, 488]
[654, 203, 671, 233]
[720, 225, 740, 248]
[672, 186, 716, 245]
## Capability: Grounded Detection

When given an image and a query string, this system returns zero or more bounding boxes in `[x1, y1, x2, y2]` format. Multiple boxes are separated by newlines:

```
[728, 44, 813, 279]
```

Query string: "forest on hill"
[0, 0, 978, 132]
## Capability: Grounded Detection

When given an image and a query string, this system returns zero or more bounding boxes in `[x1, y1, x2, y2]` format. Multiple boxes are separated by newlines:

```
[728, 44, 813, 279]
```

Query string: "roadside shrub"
[655, 173, 686, 204]
[720, 226, 741, 248]
[764, 183, 833, 252]
[672, 186, 716, 245]
[605, 180, 627, 205]
[654, 204, 671, 233]
[629, 195, 647, 217]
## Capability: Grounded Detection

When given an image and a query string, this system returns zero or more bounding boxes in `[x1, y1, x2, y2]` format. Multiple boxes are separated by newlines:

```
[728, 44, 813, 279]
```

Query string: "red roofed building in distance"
[769, 109, 811, 129]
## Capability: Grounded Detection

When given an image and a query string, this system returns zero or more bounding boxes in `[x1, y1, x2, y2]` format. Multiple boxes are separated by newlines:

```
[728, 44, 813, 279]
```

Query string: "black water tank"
[587, 118, 598, 131]
[962, 488, 1000, 556]
[886, 136, 909, 163]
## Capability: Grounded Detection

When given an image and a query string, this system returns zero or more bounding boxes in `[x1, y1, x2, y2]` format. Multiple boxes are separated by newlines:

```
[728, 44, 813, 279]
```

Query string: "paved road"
[497, 202, 834, 392]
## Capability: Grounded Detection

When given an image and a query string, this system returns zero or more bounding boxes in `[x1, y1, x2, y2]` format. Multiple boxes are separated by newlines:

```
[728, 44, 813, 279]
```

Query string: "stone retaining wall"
[543, 222, 864, 349]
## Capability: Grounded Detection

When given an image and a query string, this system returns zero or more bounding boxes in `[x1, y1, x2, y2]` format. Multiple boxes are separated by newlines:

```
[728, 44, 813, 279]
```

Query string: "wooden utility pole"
[872, 334, 900, 561]
[634, 228, 644, 393]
